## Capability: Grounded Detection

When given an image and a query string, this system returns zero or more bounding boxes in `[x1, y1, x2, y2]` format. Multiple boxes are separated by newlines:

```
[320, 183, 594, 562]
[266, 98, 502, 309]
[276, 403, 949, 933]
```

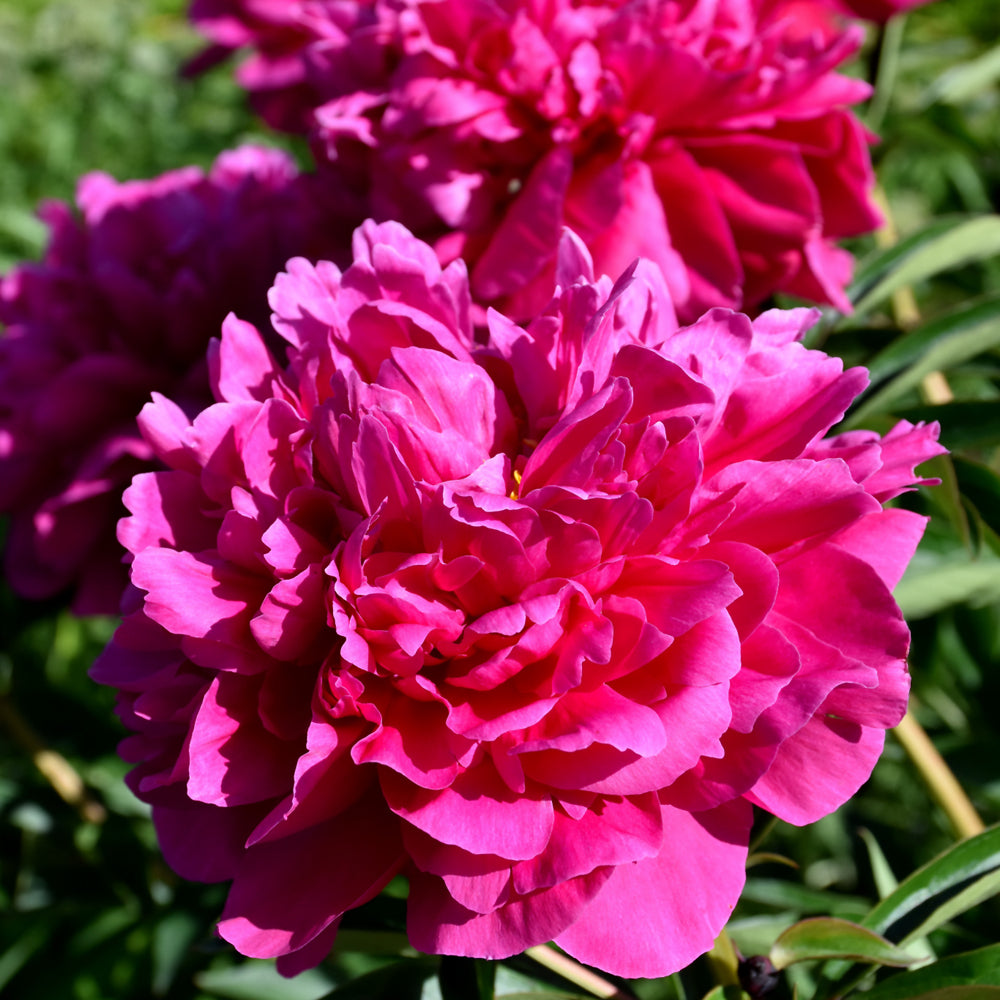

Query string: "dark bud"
[738, 954, 782, 998]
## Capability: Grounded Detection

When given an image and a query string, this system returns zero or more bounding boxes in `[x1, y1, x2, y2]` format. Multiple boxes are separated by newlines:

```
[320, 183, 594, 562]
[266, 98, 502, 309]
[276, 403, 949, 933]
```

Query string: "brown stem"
[0, 694, 106, 824]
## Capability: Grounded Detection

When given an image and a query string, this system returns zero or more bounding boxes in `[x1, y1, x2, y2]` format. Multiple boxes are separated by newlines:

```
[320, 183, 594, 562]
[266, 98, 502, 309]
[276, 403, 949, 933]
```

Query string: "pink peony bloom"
[93, 222, 942, 978]
[819, 0, 931, 22]
[764, 0, 931, 39]
[0, 146, 352, 614]
[189, 0, 882, 322]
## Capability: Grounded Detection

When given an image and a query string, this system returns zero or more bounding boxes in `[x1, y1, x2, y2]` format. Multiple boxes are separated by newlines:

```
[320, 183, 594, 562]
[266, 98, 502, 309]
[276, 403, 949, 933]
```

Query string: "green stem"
[0, 693, 106, 825]
[525, 945, 636, 1000]
[867, 15, 907, 136]
[893, 708, 985, 840]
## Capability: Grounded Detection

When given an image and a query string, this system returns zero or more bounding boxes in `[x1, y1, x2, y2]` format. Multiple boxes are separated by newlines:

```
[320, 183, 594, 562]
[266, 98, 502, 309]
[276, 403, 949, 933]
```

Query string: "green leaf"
[699, 988, 748, 1000]
[195, 960, 338, 1000]
[860, 829, 937, 967]
[494, 964, 587, 997]
[848, 215, 1000, 316]
[868, 991, 1000, 1000]
[769, 917, 916, 971]
[317, 960, 436, 1000]
[854, 945, 1000, 1000]
[862, 826, 1000, 945]
[496, 994, 590, 1000]
[923, 42, 1000, 106]
[151, 911, 201, 997]
[845, 300, 1000, 427]
[860, 829, 901, 901]
[860, 295, 1000, 390]
[0, 920, 51, 993]
[893, 557, 1000, 619]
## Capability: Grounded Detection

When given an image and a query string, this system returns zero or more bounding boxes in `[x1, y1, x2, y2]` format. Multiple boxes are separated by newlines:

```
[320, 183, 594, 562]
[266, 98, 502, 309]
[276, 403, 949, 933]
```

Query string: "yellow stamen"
[509, 468, 523, 500]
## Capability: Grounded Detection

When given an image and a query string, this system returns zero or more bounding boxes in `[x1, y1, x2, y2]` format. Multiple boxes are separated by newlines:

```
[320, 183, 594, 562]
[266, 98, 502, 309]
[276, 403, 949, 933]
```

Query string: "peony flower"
[0, 146, 350, 614]
[763, 0, 931, 39]
[93, 221, 942, 978]
[819, 0, 931, 22]
[189, 0, 882, 322]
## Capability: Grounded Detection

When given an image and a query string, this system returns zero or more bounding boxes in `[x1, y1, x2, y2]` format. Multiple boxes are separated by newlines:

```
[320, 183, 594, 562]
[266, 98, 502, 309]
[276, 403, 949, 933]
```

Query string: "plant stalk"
[526, 945, 636, 1000]
[893, 709, 985, 840]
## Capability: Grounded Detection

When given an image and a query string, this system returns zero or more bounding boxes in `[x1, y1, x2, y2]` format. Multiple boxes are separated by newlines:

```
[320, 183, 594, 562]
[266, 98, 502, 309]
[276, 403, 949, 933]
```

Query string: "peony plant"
[93, 221, 942, 978]
[0, 146, 349, 613]
[188, 0, 883, 322]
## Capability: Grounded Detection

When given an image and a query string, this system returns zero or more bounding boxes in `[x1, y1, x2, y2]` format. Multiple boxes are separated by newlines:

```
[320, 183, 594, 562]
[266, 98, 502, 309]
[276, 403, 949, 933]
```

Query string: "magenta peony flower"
[0, 146, 351, 613]
[819, 0, 931, 22]
[763, 0, 931, 38]
[93, 221, 942, 978]
[189, 0, 882, 322]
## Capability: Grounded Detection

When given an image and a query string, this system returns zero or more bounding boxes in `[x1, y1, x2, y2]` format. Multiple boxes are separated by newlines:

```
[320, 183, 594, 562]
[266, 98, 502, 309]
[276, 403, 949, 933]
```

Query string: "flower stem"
[893, 708, 985, 840]
[525, 945, 636, 1000]
[871, 190, 980, 840]
[0, 693, 106, 824]
[866, 15, 907, 135]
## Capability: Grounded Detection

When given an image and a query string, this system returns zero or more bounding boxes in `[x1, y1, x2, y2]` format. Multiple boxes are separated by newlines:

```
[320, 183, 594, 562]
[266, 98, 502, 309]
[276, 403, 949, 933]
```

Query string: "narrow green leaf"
[494, 964, 587, 997]
[845, 307, 1000, 427]
[923, 42, 1000, 106]
[878, 992, 1000, 1000]
[862, 826, 1000, 944]
[848, 215, 1000, 317]
[860, 829, 900, 901]
[770, 917, 916, 971]
[860, 829, 937, 966]
[860, 295, 1000, 389]
[0, 920, 51, 993]
[151, 911, 200, 997]
[893, 558, 1000, 619]
[854, 945, 1000, 1000]
[848, 215, 964, 303]
[899, 865, 1000, 947]
[497, 994, 589, 1000]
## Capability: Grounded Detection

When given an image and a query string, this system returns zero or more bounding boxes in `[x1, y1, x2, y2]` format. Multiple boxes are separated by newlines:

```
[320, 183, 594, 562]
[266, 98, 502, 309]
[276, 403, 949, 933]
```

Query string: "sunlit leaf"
[770, 917, 916, 971]
[862, 826, 1000, 944]
[845, 301, 1000, 427]
[848, 215, 1000, 316]
[855, 945, 1000, 1000]
[894, 558, 1000, 619]
[923, 42, 1000, 106]
[860, 295, 1000, 389]
[860, 829, 901, 901]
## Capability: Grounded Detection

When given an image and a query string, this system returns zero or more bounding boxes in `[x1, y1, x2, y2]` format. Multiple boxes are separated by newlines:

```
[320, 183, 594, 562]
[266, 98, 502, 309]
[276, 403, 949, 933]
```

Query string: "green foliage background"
[0, 1, 998, 998]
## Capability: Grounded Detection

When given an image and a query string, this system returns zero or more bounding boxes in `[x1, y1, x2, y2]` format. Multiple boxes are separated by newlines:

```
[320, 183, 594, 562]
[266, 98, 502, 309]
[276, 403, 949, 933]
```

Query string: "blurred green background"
[1, 1, 999, 998]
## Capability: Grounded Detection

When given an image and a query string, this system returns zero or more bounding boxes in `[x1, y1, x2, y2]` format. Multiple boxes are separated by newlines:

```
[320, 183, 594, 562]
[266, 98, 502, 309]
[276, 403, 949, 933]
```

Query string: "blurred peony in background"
[1, 1, 999, 999]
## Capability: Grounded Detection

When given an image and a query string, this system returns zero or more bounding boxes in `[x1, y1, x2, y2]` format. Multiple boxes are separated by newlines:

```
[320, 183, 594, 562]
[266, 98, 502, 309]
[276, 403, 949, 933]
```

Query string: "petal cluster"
[94, 222, 942, 978]
[820, 0, 930, 21]
[189, 0, 882, 321]
[764, 0, 930, 38]
[0, 146, 348, 612]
